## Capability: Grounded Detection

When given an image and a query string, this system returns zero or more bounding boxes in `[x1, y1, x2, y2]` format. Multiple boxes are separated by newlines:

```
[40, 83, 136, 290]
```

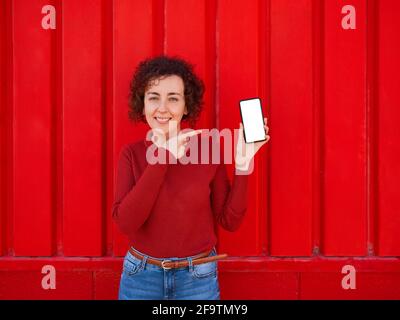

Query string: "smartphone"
[239, 97, 267, 143]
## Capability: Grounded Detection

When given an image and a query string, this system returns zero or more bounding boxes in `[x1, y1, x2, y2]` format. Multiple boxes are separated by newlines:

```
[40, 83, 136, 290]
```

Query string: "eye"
[170, 97, 178, 102]
[149, 97, 158, 100]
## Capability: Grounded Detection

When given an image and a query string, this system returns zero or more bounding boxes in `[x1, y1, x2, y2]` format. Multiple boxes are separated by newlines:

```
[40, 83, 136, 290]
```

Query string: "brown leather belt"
[128, 247, 228, 270]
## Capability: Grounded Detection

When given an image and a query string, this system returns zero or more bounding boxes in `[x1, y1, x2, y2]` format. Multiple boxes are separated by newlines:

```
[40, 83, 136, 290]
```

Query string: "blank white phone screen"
[240, 98, 265, 143]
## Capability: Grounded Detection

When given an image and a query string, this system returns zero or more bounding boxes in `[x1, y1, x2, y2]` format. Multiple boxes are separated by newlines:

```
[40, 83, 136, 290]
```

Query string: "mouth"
[154, 116, 172, 124]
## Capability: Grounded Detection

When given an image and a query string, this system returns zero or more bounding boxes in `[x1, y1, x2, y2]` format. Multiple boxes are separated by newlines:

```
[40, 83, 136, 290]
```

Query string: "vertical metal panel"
[0, 0, 8, 256]
[269, 0, 314, 256]
[104, 0, 114, 257]
[311, 0, 324, 257]
[62, 0, 103, 256]
[366, 0, 378, 256]
[13, 0, 54, 256]
[377, 0, 400, 256]
[0, 0, 14, 257]
[258, 0, 269, 256]
[322, 0, 367, 255]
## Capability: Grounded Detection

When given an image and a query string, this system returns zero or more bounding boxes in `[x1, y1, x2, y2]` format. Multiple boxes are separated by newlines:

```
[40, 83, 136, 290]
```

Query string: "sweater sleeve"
[210, 163, 249, 232]
[111, 144, 172, 236]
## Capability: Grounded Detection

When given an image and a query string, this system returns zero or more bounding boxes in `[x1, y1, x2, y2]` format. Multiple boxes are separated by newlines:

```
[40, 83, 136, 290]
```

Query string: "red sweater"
[111, 135, 249, 258]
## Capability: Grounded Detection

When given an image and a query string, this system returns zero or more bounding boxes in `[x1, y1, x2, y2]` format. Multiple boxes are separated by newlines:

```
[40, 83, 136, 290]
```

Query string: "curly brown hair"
[128, 55, 205, 127]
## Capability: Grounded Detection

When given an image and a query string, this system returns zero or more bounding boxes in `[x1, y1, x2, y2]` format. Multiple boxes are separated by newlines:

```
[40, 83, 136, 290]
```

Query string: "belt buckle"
[161, 259, 172, 270]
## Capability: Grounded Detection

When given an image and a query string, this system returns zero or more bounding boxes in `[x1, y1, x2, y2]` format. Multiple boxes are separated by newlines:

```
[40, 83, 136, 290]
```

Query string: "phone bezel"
[239, 97, 267, 144]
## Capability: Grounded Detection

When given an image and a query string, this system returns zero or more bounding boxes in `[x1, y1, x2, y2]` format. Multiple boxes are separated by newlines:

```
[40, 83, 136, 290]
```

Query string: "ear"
[184, 106, 188, 115]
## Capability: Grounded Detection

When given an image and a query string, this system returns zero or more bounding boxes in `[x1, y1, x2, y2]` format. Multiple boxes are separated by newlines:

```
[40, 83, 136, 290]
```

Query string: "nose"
[157, 99, 168, 112]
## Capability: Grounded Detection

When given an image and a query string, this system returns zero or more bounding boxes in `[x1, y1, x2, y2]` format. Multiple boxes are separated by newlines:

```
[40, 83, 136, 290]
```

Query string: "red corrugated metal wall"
[1, 0, 400, 299]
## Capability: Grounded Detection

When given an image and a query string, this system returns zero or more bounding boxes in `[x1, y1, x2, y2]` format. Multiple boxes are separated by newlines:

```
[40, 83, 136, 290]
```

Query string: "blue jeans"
[118, 246, 221, 300]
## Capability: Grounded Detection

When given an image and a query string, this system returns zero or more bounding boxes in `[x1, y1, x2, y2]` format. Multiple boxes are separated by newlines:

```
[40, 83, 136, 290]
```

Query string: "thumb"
[238, 123, 244, 140]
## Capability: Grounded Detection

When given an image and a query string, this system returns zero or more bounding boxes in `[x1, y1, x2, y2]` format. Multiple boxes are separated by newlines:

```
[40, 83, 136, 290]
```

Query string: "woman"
[112, 55, 270, 300]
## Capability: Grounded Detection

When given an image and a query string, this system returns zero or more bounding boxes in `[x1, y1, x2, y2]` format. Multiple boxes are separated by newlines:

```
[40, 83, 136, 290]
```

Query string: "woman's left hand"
[234, 117, 270, 172]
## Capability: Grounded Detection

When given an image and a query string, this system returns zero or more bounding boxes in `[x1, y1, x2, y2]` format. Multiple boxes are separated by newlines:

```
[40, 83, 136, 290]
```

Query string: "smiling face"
[143, 75, 188, 139]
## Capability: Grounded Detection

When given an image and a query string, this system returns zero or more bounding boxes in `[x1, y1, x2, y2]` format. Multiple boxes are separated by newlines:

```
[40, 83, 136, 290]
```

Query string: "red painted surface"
[1, 0, 400, 299]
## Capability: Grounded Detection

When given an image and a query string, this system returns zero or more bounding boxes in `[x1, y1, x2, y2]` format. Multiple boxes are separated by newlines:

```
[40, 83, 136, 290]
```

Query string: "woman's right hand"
[151, 128, 203, 159]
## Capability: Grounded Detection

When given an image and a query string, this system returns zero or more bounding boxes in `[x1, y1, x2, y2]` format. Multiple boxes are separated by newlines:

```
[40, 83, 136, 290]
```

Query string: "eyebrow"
[146, 92, 182, 96]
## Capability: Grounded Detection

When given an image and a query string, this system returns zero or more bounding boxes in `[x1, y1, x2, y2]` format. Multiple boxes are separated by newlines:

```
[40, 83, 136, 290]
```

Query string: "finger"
[179, 129, 203, 140]
[151, 131, 165, 145]
[256, 134, 270, 145]
[254, 136, 269, 151]
[237, 124, 244, 143]
[180, 141, 188, 151]
[238, 123, 243, 137]
[237, 123, 246, 155]
[177, 130, 203, 147]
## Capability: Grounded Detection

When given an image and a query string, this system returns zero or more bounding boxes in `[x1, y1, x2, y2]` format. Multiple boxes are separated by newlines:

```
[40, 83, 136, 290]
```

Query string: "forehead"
[145, 75, 184, 93]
